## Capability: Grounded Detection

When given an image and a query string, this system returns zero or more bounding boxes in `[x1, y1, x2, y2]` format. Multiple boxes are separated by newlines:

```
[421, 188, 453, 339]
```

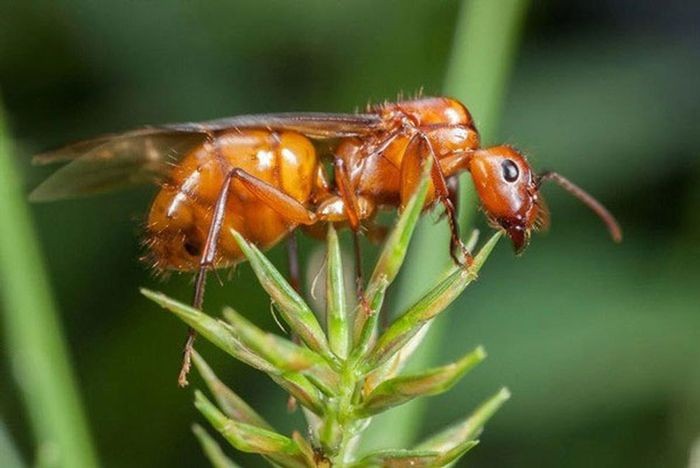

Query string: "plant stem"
[0, 417, 25, 468]
[446, 0, 532, 225]
[0, 99, 99, 467]
[333, 365, 360, 465]
[368, 0, 530, 451]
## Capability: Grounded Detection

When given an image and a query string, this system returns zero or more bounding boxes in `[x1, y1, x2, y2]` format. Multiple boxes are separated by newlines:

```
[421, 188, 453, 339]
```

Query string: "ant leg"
[179, 129, 225, 387]
[439, 151, 479, 265]
[351, 229, 365, 302]
[231, 169, 317, 225]
[180, 167, 236, 387]
[333, 158, 369, 311]
[365, 219, 388, 244]
[422, 136, 473, 266]
[398, 134, 428, 206]
[285, 233, 302, 413]
[443, 190, 471, 267]
[232, 168, 320, 412]
[333, 158, 361, 231]
[180, 167, 318, 386]
[447, 176, 459, 215]
[400, 134, 473, 267]
[286, 232, 301, 294]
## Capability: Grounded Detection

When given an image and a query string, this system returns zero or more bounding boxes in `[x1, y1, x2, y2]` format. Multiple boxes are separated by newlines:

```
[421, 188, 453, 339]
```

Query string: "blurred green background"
[1, 1, 699, 467]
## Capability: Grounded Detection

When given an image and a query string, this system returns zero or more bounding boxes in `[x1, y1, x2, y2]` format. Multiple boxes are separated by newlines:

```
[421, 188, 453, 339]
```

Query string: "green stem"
[0, 99, 99, 467]
[446, 0, 531, 229]
[334, 368, 357, 465]
[367, 0, 530, 451]
[327, 360, 366, 466]
[0, 417, 25, 468]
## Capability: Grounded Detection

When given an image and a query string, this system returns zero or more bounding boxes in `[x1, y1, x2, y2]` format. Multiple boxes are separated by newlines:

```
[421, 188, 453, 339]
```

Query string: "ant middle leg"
[351, 229, 365, 302]
[333, 158, 369, 311]
[447, 176, 460, 216]
[230, 167, 322, 413]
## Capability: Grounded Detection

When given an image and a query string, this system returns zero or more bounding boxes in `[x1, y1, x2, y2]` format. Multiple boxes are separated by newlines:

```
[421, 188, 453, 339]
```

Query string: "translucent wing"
[30, 130, 205, 201]
[30, 112, 382, 202]
[162, 112, 382, 138]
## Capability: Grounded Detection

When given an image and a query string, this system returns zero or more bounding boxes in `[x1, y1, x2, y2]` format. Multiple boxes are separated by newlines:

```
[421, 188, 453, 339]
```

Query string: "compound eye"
[501, 159, 519, 183]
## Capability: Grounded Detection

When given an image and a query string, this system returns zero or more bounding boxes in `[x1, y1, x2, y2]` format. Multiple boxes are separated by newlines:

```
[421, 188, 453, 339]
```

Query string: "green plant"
[0, 100, 99, 468]
[145, 161, 507, 467]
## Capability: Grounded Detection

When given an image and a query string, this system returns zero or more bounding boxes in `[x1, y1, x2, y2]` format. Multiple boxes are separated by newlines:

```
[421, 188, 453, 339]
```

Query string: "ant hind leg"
[286, 232, 301, 294]
[179, 144, 319, 386]
[179, 166, 236, 387]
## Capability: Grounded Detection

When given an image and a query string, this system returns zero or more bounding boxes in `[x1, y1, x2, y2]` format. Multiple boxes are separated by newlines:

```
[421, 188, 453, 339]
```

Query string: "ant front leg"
[443, 188, 471, 267]
[400, 134, 473, 267]
[447, 176, 460, 215]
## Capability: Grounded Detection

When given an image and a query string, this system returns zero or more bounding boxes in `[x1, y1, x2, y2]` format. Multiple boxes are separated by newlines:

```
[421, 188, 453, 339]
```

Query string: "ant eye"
[501, 159, 519, 182]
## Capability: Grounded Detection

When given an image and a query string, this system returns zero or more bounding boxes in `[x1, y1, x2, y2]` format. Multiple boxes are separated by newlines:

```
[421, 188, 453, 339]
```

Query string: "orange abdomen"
[146, 129, 318, 271]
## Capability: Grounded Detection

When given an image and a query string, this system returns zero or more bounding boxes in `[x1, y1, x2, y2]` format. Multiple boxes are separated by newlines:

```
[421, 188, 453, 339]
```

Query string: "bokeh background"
[1, 1, 699, 467]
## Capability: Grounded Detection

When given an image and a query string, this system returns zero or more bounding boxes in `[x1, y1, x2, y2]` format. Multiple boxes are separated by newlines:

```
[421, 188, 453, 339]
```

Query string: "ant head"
[468, 145, 544, 253]
[468, 145, 622, 254]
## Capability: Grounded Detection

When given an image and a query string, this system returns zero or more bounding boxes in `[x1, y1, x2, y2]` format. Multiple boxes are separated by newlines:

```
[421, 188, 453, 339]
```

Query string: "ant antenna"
[538, 171, 622, 242]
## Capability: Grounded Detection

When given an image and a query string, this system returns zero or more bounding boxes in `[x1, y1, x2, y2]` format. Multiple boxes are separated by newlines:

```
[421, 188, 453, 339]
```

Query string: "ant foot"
[177, 331, 196, 387]
[450, 239, 474, 269]
[178, 353, 191, 387]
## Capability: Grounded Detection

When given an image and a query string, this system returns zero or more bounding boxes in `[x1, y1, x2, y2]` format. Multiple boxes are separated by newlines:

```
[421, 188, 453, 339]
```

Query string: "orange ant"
[32, 96, 622, 385]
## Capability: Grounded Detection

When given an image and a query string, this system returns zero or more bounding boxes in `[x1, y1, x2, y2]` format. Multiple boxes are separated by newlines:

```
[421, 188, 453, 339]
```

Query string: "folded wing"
[30, 112, 382, 202]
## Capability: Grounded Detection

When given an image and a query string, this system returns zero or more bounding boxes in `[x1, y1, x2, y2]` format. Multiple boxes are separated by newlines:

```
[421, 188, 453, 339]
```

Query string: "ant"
[32, 96, 622, 385]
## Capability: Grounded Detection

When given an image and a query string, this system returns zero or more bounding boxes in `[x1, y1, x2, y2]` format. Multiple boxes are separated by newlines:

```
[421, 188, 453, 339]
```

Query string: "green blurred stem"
[445, 0, 530, 151]
[446, 0, 531, 229]
[371, 0, 530, 450]
[0, 100, 99, 467]
[0, 417, 26, 468]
